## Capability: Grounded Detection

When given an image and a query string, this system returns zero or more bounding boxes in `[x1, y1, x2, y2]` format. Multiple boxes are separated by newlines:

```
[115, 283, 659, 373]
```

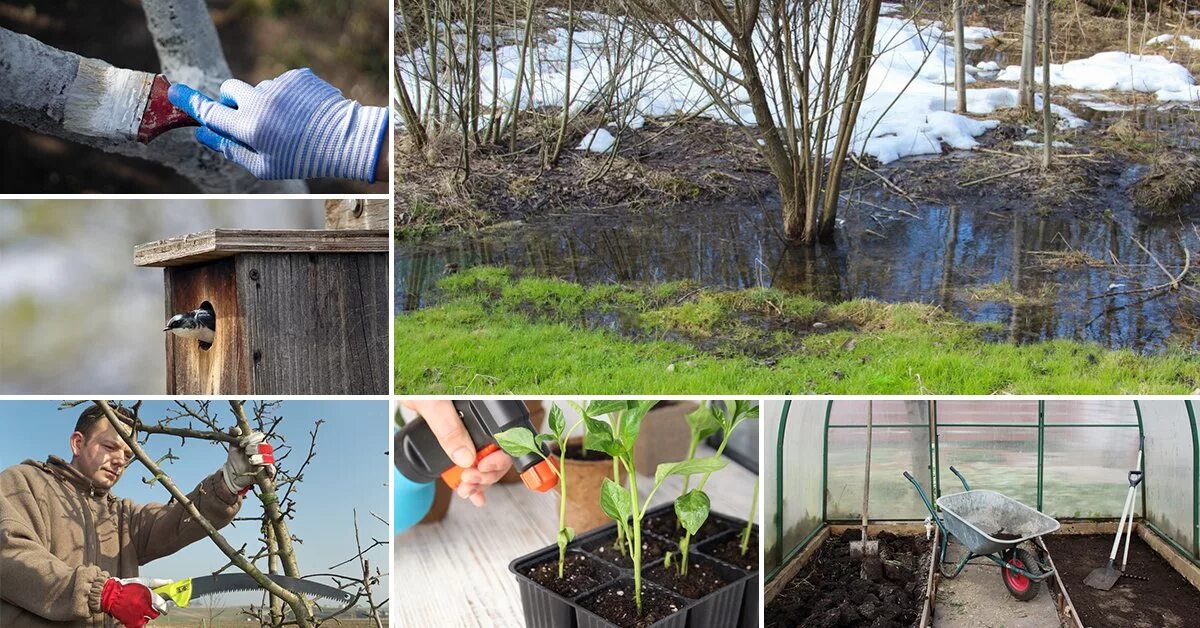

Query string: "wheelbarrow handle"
[949, 465, 971, 492]
[903, 471, 943, 526]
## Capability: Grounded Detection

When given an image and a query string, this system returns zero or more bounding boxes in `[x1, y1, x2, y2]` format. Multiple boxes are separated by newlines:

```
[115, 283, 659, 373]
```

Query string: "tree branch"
[92, 400, 315, 628]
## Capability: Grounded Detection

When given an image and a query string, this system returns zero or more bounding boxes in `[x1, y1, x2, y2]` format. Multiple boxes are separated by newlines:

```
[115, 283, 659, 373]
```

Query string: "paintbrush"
[62, 58, 197, 144]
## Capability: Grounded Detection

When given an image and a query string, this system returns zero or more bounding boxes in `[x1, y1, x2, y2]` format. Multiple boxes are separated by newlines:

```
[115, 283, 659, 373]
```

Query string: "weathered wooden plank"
[324, 199, 389, 230]
[236, 252, 388, 394]
[164, 258, 248, 394]
[134, 229, 389, 267]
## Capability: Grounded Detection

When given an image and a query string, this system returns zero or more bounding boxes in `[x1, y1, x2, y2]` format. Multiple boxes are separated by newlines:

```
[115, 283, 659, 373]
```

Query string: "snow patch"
[1146, 34, 1200, 50]
[576, 128, 615, 153]
[1013, 139, 1075, 148]
[996, 52, 1196, 98]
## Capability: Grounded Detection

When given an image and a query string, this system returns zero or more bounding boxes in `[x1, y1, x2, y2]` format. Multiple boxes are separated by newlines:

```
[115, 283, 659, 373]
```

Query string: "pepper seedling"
[572, 399, 638, 556]
[587, 401, 728, 613]
[495, 404, 586, 579]
[673, 400, 758, 576]
[741, 477, 758, 556]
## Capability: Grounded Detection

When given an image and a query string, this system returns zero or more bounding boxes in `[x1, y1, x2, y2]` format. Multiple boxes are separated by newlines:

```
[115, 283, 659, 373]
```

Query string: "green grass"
[395, 267, 1200, 394]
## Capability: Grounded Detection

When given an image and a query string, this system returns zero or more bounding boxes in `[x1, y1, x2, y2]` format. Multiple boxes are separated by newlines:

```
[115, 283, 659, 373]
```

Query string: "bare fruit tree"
[73, 400, 383, 627]
[0, 0, 304, 193]
[623, 0, 885, 244]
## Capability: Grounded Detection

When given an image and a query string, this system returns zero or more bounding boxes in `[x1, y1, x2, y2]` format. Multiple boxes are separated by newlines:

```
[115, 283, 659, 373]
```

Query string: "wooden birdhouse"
[134, 201, 389, 394]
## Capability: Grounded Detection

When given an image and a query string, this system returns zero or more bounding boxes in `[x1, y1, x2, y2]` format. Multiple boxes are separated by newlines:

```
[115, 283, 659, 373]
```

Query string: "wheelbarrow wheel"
[1001, 547, 1042, 601]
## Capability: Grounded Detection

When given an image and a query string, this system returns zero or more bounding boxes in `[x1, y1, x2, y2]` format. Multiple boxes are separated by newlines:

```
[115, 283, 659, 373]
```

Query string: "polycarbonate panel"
[1042, 426, 1142, 518]
[828, 399, 933, 425]
[936, 426, 1038, 507]
[765, 400, 826, 574]
[1140, 400, 1195, 555]
[935, 399, 1040, 424]
[825, 404, 932, 520]
[1043, 399, 1139, 424]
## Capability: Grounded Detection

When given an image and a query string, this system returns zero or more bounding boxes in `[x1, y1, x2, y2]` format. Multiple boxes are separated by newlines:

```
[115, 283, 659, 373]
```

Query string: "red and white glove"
[100, 578, 171, 627]
[221, 428, 276, 495]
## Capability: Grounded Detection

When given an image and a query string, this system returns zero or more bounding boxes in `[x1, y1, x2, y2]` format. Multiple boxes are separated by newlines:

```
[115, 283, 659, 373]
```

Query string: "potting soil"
[587, 532, 671, 569]
[521, 552, 614, 598]
[705, 531, 758, 571]
[645, 556, 732, 599]
[580, 581, 684, 628]
[1049, 533, 1200, 628]
[765, 531, 929, 628]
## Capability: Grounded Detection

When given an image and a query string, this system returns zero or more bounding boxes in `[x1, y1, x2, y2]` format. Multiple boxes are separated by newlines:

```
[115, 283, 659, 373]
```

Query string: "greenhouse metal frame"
[766, 399, 1199, 581]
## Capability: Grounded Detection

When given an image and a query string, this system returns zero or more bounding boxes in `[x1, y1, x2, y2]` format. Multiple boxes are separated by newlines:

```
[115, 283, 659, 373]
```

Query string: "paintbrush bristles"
[62, 58, 154, 141]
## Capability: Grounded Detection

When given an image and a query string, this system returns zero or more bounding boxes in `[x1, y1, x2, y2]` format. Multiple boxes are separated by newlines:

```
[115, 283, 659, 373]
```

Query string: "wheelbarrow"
[904, 466, 1060, 601]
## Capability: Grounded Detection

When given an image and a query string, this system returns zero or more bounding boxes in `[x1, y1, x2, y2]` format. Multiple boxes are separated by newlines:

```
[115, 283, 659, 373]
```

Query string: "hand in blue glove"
[168, 68, 388, 182]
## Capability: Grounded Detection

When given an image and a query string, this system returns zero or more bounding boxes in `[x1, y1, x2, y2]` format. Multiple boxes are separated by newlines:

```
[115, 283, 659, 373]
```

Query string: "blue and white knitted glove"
[167, 68, 388, 182]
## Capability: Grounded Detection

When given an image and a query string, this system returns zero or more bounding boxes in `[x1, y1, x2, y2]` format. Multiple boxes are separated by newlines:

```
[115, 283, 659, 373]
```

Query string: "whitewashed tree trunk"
[954, 0, 966, 113]
[0, 0, 306, 193]
[1041, 0, 1052, 168]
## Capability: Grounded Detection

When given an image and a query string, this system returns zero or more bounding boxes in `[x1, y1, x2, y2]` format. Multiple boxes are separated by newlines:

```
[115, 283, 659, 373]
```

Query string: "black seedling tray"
[509, 502, 760, 628]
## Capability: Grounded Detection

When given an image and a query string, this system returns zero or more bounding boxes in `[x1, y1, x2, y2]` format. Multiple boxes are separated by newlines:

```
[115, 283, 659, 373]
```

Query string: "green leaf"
[557, 527, 575, 551]
[586, 400, 631, 417]
[618, 401, 656, 450]
[685, 406, 721, 441]
[494, 427, 539, 457]
[548, 405, 566, 440]
[535, 433, 555, 447]
[600, 477, 631, 523]
[732, 400, 759, 425]
[583, 415, 622, 458]
[655, 456, 728, 486]
[675, 489, 711, 536]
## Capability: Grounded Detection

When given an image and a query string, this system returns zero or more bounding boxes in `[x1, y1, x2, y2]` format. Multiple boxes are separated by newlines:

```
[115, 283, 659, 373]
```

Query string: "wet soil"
[765, 532, 929, 628]
[580, 581, 686, 628]
[1049, 533, 1200, 628]
[645, 556, 733, 599]
[521, 552, 615, 598]
[585, 532, 671, 569]
[0, 0, 386, 193]
[643, 509, 732, 543]
[706, 531, 759, 571]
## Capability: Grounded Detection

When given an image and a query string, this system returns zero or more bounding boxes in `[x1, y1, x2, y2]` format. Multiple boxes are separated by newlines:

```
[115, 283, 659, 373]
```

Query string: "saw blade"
[188, 573, 356, 605]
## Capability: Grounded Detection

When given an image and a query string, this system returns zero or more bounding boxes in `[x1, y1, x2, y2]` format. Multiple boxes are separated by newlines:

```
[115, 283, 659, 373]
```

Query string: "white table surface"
[393, 444, 759, 626]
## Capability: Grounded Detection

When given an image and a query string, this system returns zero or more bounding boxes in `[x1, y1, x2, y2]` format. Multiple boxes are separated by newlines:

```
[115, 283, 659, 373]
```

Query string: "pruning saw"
[153, 573, 359, 614]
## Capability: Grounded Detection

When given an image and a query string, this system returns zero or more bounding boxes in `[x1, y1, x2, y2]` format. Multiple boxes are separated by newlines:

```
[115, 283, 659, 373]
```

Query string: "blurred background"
[0, 0, 388, 194]
[0, 199, 325, 393]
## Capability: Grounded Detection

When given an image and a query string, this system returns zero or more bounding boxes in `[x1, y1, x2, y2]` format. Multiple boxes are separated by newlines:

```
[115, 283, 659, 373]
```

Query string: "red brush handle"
[137, 75, 198, 143]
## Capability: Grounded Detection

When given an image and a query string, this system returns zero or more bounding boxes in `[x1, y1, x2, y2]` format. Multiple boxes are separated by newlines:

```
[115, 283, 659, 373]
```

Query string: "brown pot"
[419, 478, 454, 524]
[560, 437, 625, 534]
[634, 401, 699, 476]
[500, 400, 547, 484]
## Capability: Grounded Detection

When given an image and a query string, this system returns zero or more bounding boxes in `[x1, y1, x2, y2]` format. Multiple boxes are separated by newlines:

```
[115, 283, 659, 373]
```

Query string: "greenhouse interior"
[764, 399, 1200, 628]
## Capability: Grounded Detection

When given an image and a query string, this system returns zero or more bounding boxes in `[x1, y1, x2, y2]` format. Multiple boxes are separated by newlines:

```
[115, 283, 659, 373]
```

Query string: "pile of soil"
[585, 532, 671, 569]
[580, 581, 684, 628]
[704, 531, 758, 571]
[644, 509, 731, 542]
[521, 552, 614, 598]
[645, 555, 732, 599]
[1049, 533, 1200, 628]
[765, 532, 929, 628]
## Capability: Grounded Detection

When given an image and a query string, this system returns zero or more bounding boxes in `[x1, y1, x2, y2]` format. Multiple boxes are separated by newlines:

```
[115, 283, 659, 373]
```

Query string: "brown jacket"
[0, 456, 242, 627]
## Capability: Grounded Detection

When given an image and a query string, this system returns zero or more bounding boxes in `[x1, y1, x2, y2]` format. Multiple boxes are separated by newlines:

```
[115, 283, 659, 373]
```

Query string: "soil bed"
[1049, 533, 1200, 628]
[643, 508, 732, 542]
[580, 580, 685, 628]
[520, 551, 615, 598]
[765, 531, 929, 628]
[585, 532, 671, 569]
[644, 556, 732, 599]
[704, 531, 758, 571]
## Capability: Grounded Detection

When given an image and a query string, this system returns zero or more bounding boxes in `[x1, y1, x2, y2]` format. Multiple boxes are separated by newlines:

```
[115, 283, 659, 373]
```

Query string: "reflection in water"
[397, 197, 1199, 352]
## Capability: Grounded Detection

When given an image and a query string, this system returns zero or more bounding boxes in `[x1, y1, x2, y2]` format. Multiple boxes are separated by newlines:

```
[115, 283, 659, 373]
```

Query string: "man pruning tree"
[0, 405, 276, 627]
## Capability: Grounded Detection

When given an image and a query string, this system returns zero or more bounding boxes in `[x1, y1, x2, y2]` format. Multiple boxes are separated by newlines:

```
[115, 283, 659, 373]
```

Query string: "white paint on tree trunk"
[62, 58, 154, 140]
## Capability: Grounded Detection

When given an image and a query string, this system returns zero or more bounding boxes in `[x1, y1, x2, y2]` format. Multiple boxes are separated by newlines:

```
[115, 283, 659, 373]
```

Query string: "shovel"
[850, 401, 881, 579]
[1084, 436, 1144, 591]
